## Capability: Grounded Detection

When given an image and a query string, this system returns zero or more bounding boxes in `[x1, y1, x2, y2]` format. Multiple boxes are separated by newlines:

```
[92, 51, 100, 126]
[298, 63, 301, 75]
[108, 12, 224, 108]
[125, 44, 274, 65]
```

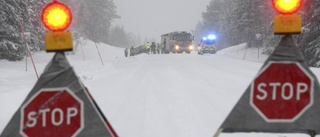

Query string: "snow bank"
[217, 43, 269, 63]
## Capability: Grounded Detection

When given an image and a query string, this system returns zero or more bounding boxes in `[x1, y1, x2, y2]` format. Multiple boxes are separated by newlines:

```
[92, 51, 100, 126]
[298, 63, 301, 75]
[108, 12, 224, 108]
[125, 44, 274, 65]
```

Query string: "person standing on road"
[156, 43, 161, 54]
[145, 42, 151, 54]
[130, 46, 134, 56]
[124, 48, 128, 57]
[151, 42, 156, 54]
[162, 41, 166, 54]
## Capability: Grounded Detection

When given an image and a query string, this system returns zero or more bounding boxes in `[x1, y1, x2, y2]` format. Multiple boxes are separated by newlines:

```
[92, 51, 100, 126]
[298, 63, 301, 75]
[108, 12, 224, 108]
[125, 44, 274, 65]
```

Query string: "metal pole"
[18, 20, 39, 79]
[258, 42, 260, 59]
[94, 42, 104, 66]
[25, 48, 28, 71]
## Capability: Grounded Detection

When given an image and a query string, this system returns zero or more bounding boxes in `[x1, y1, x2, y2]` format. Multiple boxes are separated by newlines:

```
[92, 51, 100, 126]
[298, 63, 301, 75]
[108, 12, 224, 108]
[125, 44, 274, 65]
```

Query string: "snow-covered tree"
[108, 25, 128, 47]
[198, 0, 276, 48]
[0, 0, 26, 61]
[198, 0, 320, 67]
[0, 0, 53, 61]
[298, 0, 320, 67]
[73, 0, 119, 43]
[108, 25, 141, 48]
[0, 0, 119, 61]
[200, 0, 227, 47]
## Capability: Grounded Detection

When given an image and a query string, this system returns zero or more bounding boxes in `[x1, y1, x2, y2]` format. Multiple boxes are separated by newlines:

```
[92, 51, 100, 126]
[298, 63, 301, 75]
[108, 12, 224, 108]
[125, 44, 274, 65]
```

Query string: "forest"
[1, 0, 320, 67]
[0, 0, 128, 61]
[194, 0, 320, 67]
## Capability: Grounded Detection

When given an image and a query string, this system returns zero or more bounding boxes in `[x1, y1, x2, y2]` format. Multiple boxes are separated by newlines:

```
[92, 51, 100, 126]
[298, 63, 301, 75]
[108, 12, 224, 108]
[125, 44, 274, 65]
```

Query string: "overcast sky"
[113, 0, 211, 43]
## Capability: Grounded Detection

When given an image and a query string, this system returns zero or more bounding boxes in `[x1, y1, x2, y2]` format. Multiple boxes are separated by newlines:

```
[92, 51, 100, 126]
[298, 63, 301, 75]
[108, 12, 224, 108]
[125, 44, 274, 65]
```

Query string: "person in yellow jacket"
[145, 42, 151, 54]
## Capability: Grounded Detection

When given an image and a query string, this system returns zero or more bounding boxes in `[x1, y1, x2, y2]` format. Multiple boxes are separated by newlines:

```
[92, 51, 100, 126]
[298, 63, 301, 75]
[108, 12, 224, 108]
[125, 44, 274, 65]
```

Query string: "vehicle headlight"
[189, 45, 194, 50]
[175, 45, 180, 50]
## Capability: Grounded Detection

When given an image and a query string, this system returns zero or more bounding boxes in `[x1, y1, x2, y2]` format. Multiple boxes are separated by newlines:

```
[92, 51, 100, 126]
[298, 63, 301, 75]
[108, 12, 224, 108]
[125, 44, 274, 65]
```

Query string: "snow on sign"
[20, 88, 83, 137]
[251, 61, 314, 122]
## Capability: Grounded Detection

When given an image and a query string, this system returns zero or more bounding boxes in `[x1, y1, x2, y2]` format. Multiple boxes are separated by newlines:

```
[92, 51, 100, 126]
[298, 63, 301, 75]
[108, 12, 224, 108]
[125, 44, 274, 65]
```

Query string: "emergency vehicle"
[198, 34, 217, 55]
[161, 31, 194, 54]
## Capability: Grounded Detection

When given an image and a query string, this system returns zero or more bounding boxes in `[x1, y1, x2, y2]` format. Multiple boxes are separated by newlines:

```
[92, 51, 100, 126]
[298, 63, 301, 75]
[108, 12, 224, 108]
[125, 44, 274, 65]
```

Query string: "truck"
[161, 31, 194, 54]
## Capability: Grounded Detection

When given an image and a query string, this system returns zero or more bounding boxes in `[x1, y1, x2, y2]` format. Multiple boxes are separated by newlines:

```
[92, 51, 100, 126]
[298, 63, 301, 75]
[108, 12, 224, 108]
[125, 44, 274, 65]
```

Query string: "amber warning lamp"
[273, 0, 302, 34]
[42, 1, 73, 52]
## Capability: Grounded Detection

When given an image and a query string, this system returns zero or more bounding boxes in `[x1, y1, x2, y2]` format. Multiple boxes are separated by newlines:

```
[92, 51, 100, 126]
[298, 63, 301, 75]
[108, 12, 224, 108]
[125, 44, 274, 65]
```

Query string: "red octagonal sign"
[251, 61, 314, 122]
[20, 88, 84, 137]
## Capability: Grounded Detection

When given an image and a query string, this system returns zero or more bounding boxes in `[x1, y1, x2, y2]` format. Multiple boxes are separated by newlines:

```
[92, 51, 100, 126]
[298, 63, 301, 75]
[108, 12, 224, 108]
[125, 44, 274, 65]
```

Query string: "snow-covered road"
[1, 41, 319, 137]
[85, 53, 262, 137]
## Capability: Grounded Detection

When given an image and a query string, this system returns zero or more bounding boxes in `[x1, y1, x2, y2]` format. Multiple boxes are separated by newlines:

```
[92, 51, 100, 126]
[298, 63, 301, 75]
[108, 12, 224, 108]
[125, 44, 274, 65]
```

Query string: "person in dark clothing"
[162, 42, 166, 54]
[151, 42, 156, 54]
[130, 46, 134, 56]
[124, 48, 128, 57]
[156, 43, 161, 54]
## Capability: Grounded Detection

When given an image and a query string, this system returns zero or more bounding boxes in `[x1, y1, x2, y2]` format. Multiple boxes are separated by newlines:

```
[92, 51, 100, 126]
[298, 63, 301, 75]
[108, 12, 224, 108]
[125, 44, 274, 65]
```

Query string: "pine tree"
[78, 0, 120, 43]
[109, 26, 124, 47]
[198, 0, 276, 49]
[201, 0, 230, 47]
[0, 0, 25, 61]
[27, 0, 51, 51]
[299, 0, 320, 67]
[0, 0, 53, 61]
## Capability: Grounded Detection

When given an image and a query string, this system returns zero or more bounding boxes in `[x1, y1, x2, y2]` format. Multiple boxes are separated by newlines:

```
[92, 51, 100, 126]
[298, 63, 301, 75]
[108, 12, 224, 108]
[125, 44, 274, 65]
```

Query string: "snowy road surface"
[87, 53, 260, 137]
[1, 41, 319, 137]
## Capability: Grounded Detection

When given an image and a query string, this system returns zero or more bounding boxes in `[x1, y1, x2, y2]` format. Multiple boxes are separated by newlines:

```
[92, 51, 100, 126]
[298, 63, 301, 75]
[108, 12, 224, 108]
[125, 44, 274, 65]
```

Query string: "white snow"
[1, 39, 320, 137]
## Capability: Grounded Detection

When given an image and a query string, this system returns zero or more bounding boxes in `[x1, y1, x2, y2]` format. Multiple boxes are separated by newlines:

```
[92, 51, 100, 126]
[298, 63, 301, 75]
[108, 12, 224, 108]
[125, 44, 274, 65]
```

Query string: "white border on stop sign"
[250, 61, 314, 123]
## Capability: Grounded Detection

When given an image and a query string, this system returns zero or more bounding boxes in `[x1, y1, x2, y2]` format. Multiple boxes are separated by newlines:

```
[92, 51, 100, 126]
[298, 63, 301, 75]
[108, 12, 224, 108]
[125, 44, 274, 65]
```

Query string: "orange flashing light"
[273, 0, 302, 14]
[42, 1, 72, 31]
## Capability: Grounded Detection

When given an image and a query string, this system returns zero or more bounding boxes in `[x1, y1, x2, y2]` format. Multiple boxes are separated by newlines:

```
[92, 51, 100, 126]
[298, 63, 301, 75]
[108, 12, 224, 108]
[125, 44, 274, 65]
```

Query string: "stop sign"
[20, 88, 84, 137]
[250, 61, 314, 122]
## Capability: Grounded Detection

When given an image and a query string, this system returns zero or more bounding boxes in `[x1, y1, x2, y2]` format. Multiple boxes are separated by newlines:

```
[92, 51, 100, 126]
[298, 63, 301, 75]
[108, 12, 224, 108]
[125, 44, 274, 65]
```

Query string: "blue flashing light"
[202, 37, 207, 41]
[208, 35, 216, 40]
